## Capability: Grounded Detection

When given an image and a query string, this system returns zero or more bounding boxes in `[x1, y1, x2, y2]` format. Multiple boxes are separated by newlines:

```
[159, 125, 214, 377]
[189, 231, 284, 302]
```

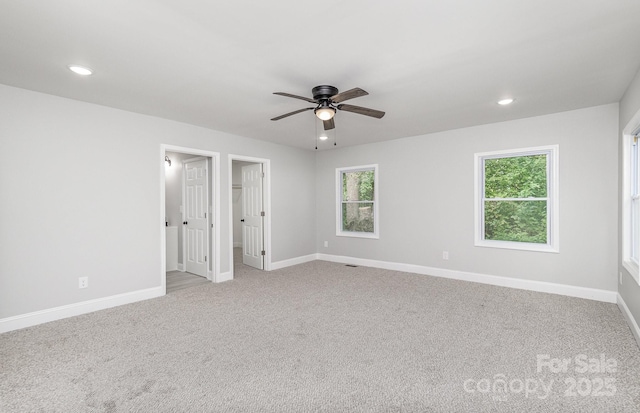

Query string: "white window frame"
[622, 130, 640, 283]
[336, 164, 379, 239]
[474, 145, 559, 253]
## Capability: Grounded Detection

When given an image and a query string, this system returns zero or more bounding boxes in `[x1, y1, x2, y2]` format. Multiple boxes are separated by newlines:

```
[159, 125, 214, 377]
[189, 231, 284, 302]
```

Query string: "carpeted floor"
[1, 259, 639, 412]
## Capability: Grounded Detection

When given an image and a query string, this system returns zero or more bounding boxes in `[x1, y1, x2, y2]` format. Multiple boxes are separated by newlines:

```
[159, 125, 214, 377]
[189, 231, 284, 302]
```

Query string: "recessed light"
[498, 98, 514, 105]
[319, 135, 328, 141]
[68, 65, 93, 76]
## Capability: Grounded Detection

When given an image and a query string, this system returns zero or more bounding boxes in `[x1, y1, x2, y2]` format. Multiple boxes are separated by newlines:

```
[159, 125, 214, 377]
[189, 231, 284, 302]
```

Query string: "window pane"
[632, 141, 638, 195]
[485, 154, 547, 198]
[484, 200, 547, 243]
[633, 198, 639, 262]
[342, 202, 374, 233]
[343, 170, 375, 201]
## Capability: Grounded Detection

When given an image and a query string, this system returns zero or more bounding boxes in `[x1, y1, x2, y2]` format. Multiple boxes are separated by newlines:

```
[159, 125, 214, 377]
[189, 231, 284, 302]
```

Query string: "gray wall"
[0, 84, 316, 319]
[316, 104, 619, 291]
[619, 68, 640, 328]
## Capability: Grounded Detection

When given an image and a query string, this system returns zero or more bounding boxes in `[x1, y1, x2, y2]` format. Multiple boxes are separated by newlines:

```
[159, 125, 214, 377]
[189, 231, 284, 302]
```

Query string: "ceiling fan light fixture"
[315, 106, 336, 121]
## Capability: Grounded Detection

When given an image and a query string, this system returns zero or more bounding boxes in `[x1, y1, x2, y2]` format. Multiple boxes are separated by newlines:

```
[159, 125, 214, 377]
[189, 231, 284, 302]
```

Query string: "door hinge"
[261, 172, 265, 178]
[261, 211, 265, 217]
[204, 212, 207, 218]
[261, 250, 265, 256]
[205, 256, 207, 262]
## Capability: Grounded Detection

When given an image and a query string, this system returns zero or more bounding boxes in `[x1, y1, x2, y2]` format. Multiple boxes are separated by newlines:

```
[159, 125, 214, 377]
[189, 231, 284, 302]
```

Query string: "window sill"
[622, 260, 640, 285]
[475, 239, 558, 253]
[336, 231, 379, 239]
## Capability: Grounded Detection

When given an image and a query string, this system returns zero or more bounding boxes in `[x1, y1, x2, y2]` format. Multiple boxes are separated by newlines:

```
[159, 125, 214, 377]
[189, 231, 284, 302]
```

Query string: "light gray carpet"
[1, 260, 639, 412]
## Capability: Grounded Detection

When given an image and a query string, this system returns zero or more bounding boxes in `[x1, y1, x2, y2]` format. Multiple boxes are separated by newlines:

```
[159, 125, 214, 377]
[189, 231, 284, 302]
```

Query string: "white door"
[242, 163, 264, 269]
[184, 158, 208, 277]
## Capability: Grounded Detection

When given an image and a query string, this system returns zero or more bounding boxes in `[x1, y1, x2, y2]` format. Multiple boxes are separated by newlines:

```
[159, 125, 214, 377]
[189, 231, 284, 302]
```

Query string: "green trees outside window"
[483, 153, 549, 244]
[342, 169, 375, 233]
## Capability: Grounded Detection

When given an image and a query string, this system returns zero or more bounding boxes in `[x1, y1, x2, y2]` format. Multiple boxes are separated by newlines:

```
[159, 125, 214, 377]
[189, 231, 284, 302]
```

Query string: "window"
[632, 136, 639, 264]
[336, 164, 379, 238]
[623, 132, 640, 280]
[475, 145, 558, 252]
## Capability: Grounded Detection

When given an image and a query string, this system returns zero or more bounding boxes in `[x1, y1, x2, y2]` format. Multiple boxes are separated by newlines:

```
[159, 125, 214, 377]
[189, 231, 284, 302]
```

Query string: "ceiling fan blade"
[323, 118, 335, 130]
[273, 92, 317, 104]
[337, 104, 385, 119]
[271, 107, 314, 121]
[330, 88, 368, 103]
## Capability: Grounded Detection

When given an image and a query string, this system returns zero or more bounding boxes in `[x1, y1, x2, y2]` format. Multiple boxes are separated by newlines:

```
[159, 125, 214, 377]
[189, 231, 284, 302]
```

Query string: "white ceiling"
[1, 1, 640, 150]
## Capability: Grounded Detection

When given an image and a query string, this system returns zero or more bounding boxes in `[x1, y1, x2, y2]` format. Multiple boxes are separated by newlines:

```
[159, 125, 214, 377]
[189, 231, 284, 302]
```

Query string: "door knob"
[183, 221, 188, 225]
[240, 219, 245, 222]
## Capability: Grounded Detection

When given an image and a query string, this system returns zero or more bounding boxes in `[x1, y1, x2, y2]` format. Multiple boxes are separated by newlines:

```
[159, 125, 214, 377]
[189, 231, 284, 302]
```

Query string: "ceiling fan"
[271, 85, 385, 130]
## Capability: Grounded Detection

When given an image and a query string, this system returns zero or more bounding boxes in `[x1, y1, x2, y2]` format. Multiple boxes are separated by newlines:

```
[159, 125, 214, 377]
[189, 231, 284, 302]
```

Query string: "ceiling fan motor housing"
[271, 85, 384, 128]
[312, 85, 339, 102]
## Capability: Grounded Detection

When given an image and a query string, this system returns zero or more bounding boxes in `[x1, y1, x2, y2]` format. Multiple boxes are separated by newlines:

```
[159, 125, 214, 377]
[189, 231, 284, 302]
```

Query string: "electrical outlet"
[324, 241, 329, 248]
[442, 251, 449, 260]
[79, 277, 88, 289]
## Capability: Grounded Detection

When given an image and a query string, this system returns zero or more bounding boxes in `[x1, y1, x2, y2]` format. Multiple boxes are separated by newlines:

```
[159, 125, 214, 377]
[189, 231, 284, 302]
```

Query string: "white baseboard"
[177, 263, 185, 272]
[270, 254, 318, 271]
[617, 294, 640, 349]
[316, 254, 618, 303]
[233, 242, 242, 248]
[0, 286, 164, 334]
[216, 271, 233, 283]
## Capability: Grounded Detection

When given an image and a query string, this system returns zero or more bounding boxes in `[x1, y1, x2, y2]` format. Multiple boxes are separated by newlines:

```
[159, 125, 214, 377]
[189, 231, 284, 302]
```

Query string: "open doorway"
[229, 155, 271, 278]
[161, 145, 220, 294]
